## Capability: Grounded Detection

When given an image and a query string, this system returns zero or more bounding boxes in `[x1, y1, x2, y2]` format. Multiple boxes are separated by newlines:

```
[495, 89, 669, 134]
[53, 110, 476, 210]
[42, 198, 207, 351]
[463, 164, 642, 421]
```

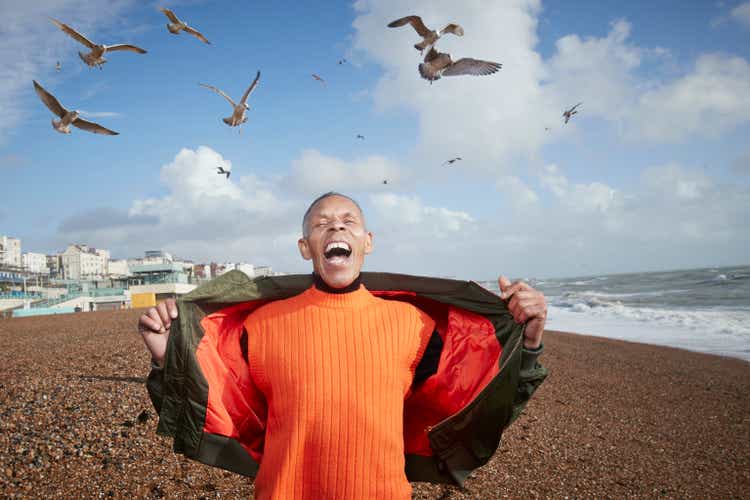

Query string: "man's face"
[298, 195, 373, 288]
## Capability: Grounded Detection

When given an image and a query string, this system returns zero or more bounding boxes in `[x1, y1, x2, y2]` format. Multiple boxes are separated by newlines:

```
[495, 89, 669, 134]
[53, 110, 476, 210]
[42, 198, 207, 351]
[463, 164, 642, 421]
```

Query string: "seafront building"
[0, 240, 278, 318]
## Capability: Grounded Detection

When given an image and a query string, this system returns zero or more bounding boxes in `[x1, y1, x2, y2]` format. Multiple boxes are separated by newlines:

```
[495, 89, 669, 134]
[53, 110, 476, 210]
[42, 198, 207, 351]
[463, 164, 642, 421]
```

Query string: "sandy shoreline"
[1, 310, 748, 498]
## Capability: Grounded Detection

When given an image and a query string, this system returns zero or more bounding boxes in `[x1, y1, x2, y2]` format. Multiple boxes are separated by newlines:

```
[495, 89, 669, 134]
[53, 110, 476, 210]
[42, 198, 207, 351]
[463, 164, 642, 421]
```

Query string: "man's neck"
[312, 273, 362, 294]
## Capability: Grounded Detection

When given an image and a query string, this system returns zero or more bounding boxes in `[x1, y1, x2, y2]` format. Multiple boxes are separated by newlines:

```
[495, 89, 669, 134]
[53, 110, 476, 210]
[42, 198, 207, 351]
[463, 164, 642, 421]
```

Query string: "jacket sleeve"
[509, 344, 548, 425]
[146, 361, 165, 414]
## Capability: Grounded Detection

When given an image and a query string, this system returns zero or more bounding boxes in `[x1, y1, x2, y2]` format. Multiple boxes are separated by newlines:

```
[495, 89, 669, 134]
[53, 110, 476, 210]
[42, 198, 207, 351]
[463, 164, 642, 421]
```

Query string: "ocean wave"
[546, 305, 750, 361]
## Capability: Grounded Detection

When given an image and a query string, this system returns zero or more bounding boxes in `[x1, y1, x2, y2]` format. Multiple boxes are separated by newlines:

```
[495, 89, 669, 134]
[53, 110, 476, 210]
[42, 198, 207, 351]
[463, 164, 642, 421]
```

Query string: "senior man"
[139, 192, 548, 499]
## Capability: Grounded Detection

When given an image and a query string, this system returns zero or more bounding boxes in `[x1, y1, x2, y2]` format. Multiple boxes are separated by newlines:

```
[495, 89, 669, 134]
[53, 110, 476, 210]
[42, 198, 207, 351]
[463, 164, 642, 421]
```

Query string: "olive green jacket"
[146, 271, 548, 486]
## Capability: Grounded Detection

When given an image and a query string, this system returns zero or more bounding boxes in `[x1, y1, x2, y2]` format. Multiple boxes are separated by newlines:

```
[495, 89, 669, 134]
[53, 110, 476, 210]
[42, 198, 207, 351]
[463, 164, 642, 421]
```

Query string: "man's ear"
[298, 237, 312, 260]
[364, 231, 373, 255]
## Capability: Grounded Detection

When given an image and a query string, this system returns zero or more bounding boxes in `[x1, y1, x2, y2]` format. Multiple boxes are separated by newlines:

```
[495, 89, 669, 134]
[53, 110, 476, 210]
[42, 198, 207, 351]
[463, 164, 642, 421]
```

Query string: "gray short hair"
[302, 192, 364, 237]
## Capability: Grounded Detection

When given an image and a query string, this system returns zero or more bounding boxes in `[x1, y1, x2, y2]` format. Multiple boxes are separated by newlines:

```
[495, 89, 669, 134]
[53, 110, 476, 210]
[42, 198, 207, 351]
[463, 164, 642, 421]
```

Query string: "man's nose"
[328, 220, 346, 231]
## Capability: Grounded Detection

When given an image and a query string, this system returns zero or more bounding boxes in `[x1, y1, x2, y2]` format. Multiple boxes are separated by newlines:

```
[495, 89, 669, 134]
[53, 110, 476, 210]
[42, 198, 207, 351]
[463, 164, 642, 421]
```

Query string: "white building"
[216, 262, 256, 278]
[22, 252, 49, 274]
[61, 244, 110, 280]
[107, 259, 130, 277]
[0, 236, 22, 267]
[254, 265, 274, 277]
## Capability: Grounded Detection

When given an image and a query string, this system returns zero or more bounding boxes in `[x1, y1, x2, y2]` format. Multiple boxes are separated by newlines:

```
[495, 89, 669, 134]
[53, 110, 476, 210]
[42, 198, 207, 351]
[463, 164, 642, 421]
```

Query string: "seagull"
[216, 165, 231, 178]
[419, 47, 501, 83]
[33, 80, 118, 135]
[200, 71, 261, 130]
[159, 7, 210, 44]
[544, 127, 551, 132]
[312, 74, 326, 86]
[387, 15, 464, 54]
[382, 179, 388, 185]
[356, 134, 365, 140]
[55, 61, 61, 72]
[50, 18, 147, 69]
[443, 157, 462, 166]
[338, 58, 347, 65]
[563, 102, 582, 124]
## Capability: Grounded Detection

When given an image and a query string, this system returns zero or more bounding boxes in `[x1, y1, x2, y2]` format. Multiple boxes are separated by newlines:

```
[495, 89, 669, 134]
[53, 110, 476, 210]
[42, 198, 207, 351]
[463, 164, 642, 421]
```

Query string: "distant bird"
[563, 102, 582, 124]
[419, 47, 501, 83]
[216, 165, 231, 178]
[387, 15, 464, 54]
[200, 71, 261, 130]
[544, 127, 550, 132]
[338, 58, 347, 65]
[443, 157, 462, 166]
[33, 80, 118, 135]
[382, 179, 388, 185]
[312, 74, 326, 86]
[50, 18, 147, 69]
[159, 7, 210, 44]
[356, 134, 365, 140]
[55, 61, 61, 72]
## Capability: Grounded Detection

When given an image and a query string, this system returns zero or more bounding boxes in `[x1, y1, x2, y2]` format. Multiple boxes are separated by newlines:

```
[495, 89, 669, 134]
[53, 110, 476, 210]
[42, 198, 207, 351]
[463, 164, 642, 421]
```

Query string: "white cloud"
[353, 0, 555, 173]
[538, 164, 619, 213]
[287, 149, 403, 194]
[641, 164, 713, 200]
[731, 2, 750, 27]
[631, 54, 750, 141]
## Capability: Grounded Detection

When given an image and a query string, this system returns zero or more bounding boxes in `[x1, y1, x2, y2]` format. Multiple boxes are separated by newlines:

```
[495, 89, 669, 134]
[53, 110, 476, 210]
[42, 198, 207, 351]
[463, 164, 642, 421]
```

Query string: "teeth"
[325, 241, 351, 253]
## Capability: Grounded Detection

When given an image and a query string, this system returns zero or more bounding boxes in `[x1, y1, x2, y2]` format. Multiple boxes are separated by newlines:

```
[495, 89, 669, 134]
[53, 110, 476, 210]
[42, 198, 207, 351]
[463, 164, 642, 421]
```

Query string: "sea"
[478, 265, 750, 362]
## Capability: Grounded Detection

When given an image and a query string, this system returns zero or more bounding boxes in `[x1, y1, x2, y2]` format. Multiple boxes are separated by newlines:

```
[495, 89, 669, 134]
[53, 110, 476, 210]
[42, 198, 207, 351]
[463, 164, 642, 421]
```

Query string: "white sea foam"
[546, 305, 750, 362]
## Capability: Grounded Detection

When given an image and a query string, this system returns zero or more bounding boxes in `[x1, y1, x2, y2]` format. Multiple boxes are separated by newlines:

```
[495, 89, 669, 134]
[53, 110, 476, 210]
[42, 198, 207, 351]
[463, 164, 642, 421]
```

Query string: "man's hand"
[137, 298, 178, 368]
[498, 276, 547, 349]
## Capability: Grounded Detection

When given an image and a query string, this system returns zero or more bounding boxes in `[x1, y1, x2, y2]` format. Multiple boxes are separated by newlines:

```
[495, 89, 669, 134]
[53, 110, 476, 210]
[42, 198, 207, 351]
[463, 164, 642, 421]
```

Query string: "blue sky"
[1, 0, 749, 279]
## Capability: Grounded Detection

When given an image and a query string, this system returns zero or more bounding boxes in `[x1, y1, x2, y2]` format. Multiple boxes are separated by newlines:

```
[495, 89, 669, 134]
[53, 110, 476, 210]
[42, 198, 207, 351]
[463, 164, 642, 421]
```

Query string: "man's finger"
[138, 314, 162, 334]
[498, 276, 512, 294]
[147, 308, 166, 332]
[166, 298, 178, 319]
[156, 302, 171, 331]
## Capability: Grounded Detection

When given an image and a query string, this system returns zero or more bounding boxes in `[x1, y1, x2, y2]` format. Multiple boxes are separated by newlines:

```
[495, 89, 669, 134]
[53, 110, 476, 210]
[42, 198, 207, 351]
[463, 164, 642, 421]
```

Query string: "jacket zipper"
[425, 324, 525, 435]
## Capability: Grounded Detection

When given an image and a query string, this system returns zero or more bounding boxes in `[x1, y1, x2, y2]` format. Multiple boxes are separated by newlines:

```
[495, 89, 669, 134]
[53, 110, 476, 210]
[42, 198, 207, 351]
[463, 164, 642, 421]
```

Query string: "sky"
[1, 0, 749, 280]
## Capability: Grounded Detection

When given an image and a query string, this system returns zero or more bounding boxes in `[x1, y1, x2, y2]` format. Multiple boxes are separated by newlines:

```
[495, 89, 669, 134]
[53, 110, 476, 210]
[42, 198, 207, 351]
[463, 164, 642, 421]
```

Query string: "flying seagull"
[356, 134, 365, 140]
[33, 80, 118, 135]
[443, 157, 462, 166]
[387, 15, 464, 54]
[312, 74, 326, 86]
[563, 102, 582, 124]
[216, 165, 231, 178]
[382, 179, 388, 185]
[200, 71, 261, 130]
[159, 7, 210, 44]
[55, 61, 61, 72]
[419, 47, 501, 83]
[50, 18, 147, 69]
[338, 58, 347, 65]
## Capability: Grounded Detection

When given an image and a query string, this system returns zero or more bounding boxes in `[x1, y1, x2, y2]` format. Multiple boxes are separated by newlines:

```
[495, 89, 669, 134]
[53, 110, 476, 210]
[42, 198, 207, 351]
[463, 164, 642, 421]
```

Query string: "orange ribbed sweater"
[244, 284, 435, 500]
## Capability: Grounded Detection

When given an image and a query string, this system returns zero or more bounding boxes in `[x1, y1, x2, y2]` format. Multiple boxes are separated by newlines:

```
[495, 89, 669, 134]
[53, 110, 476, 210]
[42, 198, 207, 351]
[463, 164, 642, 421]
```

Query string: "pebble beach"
[1, 309, 748, 498]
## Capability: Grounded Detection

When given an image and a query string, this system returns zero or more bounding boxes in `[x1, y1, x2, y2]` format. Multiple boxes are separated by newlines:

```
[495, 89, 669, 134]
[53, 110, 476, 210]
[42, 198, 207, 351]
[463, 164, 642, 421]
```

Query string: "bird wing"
[106, 44, 148, 54]
[442, 58, 502, 77]
[159, 7, 181, 23]
[200, 83, 236, 107]
[387, 15, 432, 37]
[571, 102, 583, 111]
[183, 26, 210, 44]
[33, 80, 67, 118]
[72, 118, 119, 135]
[239, 71, 261, 104]
[312, 74, 326, 84]
[49, 18, 95, 48]
[440, 23, 464, 36]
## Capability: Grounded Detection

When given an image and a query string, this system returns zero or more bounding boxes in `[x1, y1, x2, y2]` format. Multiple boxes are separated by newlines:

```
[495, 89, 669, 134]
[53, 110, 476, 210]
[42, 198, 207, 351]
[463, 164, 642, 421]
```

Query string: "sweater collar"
[306, 273, 376, 309]
[312, 272, 362, 294]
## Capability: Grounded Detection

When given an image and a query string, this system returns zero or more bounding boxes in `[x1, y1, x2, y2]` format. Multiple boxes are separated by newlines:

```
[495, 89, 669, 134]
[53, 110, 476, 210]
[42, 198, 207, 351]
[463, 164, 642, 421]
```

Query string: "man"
[138, 192, 548, 499]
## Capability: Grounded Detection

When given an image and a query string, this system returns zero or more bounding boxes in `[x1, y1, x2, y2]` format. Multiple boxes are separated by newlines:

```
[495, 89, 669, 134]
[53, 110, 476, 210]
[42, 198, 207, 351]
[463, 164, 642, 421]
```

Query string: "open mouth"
[323, 241, 352, 263]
